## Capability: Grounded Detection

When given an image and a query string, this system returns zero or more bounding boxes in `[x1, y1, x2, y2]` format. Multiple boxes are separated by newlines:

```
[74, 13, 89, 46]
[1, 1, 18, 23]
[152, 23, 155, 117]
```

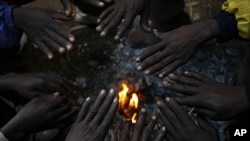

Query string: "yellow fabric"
[222, 0, 250, 39]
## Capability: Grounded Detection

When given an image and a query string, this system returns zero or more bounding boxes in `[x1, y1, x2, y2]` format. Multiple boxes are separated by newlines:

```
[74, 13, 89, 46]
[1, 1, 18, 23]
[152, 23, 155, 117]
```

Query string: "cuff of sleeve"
[4, 4, 20, 33]
[0, 131, 9, 141]
[214, 11, 238, 41]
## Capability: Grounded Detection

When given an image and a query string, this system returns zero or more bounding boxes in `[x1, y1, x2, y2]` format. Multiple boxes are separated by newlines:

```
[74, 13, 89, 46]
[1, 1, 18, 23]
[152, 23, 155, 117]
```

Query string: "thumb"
[197, 116, 216, 132]
[60, 0, 73, 17]
[174, 96, 201, 107]
[153, 29, 166, 39]
[52, 11, 74, 21]
[140, 0, 151, 32]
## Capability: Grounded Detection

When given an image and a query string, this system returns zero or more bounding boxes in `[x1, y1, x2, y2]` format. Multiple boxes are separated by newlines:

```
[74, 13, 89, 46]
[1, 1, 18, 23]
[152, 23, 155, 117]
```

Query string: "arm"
[0, 2, 21, 48]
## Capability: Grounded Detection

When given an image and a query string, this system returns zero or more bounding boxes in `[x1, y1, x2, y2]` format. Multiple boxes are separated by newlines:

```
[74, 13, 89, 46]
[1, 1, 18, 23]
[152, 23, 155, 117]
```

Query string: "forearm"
[1, 121, 28, 141]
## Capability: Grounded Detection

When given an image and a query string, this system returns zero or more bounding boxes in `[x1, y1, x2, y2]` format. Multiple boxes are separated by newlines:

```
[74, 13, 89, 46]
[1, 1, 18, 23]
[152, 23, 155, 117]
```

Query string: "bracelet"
[0, 131, 9, 141]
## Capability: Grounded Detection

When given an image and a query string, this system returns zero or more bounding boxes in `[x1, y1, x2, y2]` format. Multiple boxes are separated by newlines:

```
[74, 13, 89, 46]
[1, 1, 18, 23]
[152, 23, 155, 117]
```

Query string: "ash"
[102, 39, 241, 141]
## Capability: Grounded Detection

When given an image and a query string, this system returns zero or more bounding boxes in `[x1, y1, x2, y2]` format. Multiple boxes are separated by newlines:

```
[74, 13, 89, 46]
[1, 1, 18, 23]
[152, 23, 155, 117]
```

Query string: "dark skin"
[110, 108, 166, 141]
[65, 89, 118, 141]
[0, 72, 75, 99]
[96, 0, 151, 40]
[163, 71, 250, 120]
[77, 0, 113, 7]
[136, 19, 220, 77]
[156, 97, 219, 141]
[12, 7, 75, 59]
[1, 94, 78, 141]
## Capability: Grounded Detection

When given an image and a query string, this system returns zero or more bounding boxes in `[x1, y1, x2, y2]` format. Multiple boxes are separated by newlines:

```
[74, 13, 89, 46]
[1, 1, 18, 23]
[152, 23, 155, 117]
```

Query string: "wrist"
[1, 121, 28, 141]
[198, 19, 221, 41]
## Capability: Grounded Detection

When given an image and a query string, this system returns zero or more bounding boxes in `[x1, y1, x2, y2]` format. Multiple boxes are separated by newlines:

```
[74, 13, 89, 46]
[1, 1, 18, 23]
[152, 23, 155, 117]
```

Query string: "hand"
[1, 94, 78, 140]
[0, 72, 74, 99]
[156, 97, 219, 141]
[136, 20, 220, 77]
[77, 0, 113, 7]
[96, 0, 150, 40]
[12, 7, 75, 59]
[110, 108, 166, 141]
[163, 71, 250, 120]
[65, 89, 118, 141]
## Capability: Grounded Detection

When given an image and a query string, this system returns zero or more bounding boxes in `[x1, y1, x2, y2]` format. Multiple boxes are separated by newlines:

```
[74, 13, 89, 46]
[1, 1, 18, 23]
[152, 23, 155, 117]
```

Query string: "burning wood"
[118, 82, 139, 123]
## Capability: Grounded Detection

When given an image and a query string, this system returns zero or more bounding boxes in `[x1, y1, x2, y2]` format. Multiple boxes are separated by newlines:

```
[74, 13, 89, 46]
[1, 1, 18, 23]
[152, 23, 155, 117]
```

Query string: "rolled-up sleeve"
[0, 2, 21, 48]
[221, 0, 250, 39]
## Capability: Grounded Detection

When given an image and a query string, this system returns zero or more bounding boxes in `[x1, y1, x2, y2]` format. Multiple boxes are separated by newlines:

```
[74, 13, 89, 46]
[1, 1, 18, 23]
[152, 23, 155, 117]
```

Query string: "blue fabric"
[0, 2, 21, 48]
[214, 11, 238, 41]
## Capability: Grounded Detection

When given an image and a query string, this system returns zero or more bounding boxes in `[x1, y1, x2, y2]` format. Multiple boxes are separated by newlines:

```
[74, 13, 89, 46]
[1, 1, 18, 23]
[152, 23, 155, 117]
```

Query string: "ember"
[118, 82, 139, 123]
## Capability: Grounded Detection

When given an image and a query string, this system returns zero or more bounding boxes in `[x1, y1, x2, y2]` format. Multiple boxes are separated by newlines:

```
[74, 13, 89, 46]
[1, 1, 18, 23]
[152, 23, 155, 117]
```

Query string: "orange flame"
[118, 83, 139, 123]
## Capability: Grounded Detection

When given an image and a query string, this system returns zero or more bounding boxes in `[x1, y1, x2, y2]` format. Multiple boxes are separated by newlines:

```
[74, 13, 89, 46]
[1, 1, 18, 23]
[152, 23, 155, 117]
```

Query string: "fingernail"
[114, 35, 119, 40]
[65, 9, 70, 15]
[53, 92, 60, 96]
[69, 36, 75, 42]
[113, 97, 118, 103]
[144, 70, 150, 75]
[184, 71, 189, 74]
[97, 19, 101, 23]
[59, 47, 65, 53]
[168, 73, 175, 78]
[109, 88, 115, 95]
[162, 81, 169, 86]
[137, 66, 142, 71]
[165, 97, 170, 102]
[48, 54, 53, 59]
[136, 57, 141, 62]
[100, 89, 106, 95]
[141, 108, 146, 112]
[159, 74, 164, 78]
[152, 115, 157, 120]
[162, 126, 166, 131]
[156, 101, 161, 105]
[66, 44, 72, 50]
[96, 26, 101, 31]
[98, 2, 104, 7]
[100, 31, 106, 36]
[85, 97, 91, 101]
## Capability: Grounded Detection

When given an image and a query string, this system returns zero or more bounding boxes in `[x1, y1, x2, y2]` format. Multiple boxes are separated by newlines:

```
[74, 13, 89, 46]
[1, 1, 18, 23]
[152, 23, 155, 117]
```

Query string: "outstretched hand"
[136, 20, 220, 77]
[13, 7, 75, 59]
[96, 0, 150, 40]
[156, 97, 219, 141]
[1, 94, 78, 140]
[110, 108, 166, 141]
[163, 71, 250, 120]
[0, 72, 75, 99]
[66, 89, 118, 141]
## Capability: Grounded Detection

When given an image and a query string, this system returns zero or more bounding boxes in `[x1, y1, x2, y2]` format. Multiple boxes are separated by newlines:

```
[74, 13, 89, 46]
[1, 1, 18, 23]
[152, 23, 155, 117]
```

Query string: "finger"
[101, 10, 124, 37]
[140, 1, 151, 32]
[47, 21, 75, 49]
[51, 11, 73, 21]
[131, 108, 147, 141]
[84, 0, 105, 7]
[33, 41, 53, 59]
[55, 106, 78, 125]
[44, 28, 71, 53]
[98, 10, 120, 36]
[195, 108, 216, 119]
[60, 0, 73, 16]
[158, 111, 175, 134]
[168, 73, 202, 86]
[159, 60, 183, 78]
[97, 6, 114, 24]
[184, 71, 212, 82]
[98, 96, 118, 134]
[166, 98, 196, 127]
[166, 134, 175, 141]
[53, 99, 73, 116]
[92, 89, 115, 124]
[83, 90, 107, 123]
[162, 80, 199, 95]
[120, 120, 131, 141]
[46, 72, 75, 87]
[49, 96, 69, 109]
[109, 129, 117, 141]
[41, 33, 63, 53]
[136, 41, 165, 64]
[115, 13, 135, 40]
[156, 99, 182, 131]
[75, 97, 91, 123]
[154, 126, 167, 141]
[103, 0, 112, 3]
[141, 115, 157, 141]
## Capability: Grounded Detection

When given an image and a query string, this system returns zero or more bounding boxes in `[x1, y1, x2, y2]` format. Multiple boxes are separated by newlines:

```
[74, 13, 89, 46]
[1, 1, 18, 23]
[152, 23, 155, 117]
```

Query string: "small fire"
[118, 83, 139, 123]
